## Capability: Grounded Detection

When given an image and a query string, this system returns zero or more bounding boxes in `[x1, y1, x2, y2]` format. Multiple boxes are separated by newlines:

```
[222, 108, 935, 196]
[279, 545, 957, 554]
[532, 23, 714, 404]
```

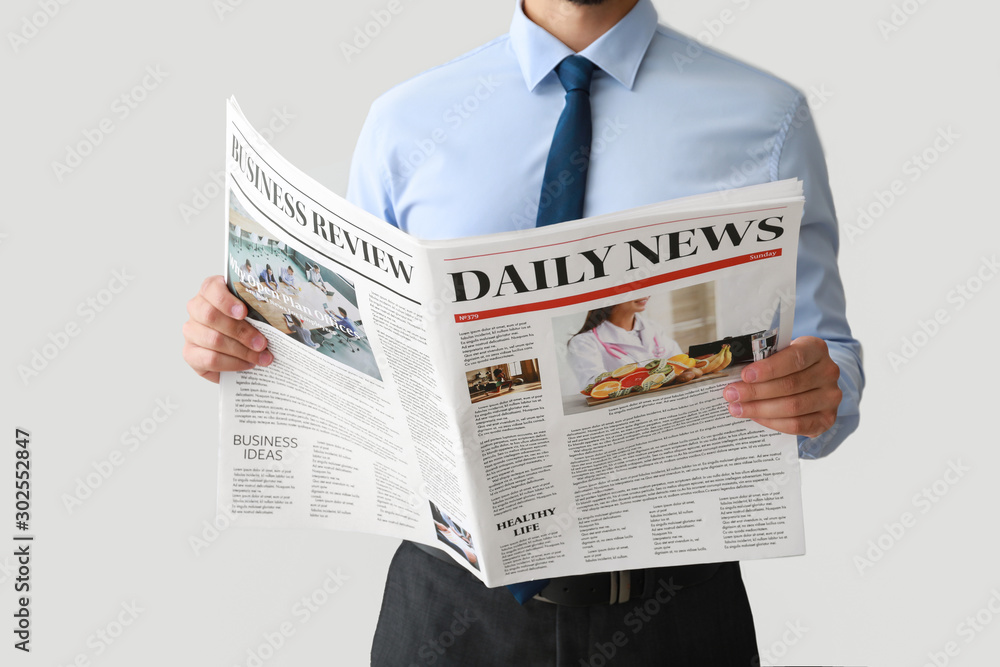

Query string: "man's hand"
[182, 275, 273, 384]
[722, 336, 841, 438]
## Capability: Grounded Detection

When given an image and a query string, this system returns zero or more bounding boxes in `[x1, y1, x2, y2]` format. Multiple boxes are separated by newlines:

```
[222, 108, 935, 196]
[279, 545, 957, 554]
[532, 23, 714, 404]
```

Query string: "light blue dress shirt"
[347, 0, 863, 458]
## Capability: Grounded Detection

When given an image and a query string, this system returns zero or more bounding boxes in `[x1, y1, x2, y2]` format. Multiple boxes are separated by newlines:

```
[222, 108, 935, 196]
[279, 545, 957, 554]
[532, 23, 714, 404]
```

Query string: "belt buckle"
[616, 570, 631, 604]
[603, 570, 634, 604]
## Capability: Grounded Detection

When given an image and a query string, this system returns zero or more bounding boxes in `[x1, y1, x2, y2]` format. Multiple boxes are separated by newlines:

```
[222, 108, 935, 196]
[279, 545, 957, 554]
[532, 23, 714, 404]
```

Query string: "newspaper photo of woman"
[554, 283, 729, 414]
[566, 296, 682, 391]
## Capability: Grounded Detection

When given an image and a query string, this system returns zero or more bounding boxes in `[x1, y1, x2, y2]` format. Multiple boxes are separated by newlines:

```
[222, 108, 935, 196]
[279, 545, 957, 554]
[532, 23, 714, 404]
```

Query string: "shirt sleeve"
[774, 93, 865, 459]
[345, 103, 399, 227]
[567, 332, 608, 391]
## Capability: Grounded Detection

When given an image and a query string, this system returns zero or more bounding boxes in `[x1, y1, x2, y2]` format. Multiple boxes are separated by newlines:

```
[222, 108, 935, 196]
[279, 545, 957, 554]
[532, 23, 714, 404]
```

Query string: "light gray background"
[3, 1, 998, 666]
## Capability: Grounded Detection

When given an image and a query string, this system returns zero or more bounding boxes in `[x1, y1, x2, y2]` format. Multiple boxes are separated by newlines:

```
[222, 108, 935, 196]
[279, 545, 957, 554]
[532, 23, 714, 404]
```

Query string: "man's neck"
[522, 0, 639, 52]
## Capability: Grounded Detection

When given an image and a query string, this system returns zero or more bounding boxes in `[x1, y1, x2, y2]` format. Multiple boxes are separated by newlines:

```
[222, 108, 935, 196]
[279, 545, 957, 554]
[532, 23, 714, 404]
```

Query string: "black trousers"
[371, 541, 759, 667]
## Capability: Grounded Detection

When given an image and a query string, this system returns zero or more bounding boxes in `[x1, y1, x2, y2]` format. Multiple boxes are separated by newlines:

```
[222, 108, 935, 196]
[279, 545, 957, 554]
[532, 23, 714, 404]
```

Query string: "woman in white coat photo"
[566, 296, 682, 391]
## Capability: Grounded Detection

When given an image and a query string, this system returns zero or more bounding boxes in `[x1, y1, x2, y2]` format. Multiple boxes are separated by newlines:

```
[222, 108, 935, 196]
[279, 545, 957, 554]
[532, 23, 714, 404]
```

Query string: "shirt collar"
[509, 0, 658, 92]
[597, 313, 647, 343]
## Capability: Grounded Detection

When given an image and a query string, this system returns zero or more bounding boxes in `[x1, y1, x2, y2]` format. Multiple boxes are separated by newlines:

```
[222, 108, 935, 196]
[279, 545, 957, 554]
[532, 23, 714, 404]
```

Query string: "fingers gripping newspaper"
[219, 98, 806, 586]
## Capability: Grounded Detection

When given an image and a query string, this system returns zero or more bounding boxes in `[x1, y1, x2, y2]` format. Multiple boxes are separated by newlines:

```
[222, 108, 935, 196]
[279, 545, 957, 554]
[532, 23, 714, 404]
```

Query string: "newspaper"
[218, 97, 806, 587]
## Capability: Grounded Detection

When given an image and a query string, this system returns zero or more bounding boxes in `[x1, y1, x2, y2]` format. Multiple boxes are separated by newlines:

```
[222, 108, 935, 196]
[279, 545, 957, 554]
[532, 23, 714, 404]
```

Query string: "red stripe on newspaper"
[443, 206, 788, 262]
[453, 249, 782, 323]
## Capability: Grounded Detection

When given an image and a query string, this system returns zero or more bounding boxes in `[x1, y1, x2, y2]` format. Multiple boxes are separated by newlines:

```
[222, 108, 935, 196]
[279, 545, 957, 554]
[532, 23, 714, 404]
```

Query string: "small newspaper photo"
[218, 97, 806, 587]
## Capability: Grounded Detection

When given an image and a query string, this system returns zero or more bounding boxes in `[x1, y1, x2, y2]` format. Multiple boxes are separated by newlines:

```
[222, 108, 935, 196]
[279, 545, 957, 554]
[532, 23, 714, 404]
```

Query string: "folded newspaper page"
[218, 97, 806, 587]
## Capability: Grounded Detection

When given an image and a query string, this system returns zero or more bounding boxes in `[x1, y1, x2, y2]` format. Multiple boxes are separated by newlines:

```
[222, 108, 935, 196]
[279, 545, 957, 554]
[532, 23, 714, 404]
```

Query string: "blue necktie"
[507, 57, 596, 606]
[535, 55, 597, 227]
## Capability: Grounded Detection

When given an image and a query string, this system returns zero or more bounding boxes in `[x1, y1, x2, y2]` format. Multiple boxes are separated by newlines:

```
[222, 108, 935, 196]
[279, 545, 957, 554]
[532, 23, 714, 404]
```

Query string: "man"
[327, 306, 361, 352]
[182, 0, 863, 663]
[307, 263, 330, 293]
[333, 307, 360, 337]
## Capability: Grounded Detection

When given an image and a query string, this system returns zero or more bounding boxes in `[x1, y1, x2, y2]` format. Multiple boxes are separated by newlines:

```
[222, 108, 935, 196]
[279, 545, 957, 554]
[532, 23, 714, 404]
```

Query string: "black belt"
[412, 541, 723, 606]
[534, 561, 721, 606]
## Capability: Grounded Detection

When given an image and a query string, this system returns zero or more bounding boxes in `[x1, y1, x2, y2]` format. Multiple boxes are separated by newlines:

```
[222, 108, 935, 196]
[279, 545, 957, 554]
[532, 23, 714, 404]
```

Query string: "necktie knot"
[556, 55, 596, 94]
